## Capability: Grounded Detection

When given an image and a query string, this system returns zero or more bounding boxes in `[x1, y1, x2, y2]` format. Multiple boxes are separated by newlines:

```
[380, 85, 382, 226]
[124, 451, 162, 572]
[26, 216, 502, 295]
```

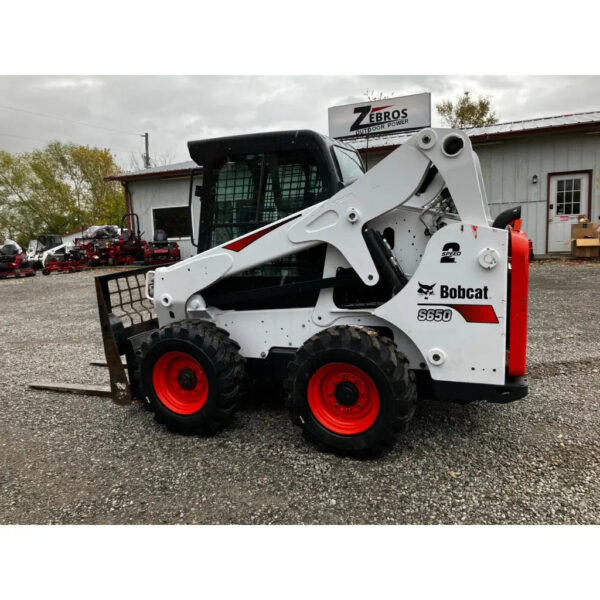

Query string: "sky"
[1, 75, 600, 170]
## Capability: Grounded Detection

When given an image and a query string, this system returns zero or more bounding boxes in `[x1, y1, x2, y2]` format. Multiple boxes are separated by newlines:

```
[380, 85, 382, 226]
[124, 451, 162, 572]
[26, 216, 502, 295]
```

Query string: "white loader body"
[149, 128, 512, 387]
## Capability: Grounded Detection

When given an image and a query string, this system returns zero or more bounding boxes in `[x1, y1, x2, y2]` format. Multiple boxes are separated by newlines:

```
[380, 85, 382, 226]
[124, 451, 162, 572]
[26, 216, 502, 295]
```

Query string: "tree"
[0, 142, 125, 246]
[364, 88, 395, 101]
[436, 90, 499, 128]
[127, 150, 175, 172]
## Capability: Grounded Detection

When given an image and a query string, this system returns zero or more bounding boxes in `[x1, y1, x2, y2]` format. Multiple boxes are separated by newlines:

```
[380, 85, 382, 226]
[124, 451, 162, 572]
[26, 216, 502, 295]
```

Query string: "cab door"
[197, 149, 329, 304]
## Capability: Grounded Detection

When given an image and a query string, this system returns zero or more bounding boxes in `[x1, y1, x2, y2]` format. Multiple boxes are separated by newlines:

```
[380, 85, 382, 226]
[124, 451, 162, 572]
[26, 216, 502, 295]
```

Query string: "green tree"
[0, 142, 124, 246]
[436, 90, 499, 128]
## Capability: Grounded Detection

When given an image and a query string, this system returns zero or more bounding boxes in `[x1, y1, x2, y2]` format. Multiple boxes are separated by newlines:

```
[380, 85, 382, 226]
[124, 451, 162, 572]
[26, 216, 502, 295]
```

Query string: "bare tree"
[127, 150, 176, 171]
[363, 88, 396, 101]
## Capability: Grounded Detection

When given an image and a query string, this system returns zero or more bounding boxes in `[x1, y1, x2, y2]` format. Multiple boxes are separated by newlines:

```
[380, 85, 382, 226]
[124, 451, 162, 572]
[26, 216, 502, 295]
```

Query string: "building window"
[556, 178, 581, 215]
[152, 206, 192, 238]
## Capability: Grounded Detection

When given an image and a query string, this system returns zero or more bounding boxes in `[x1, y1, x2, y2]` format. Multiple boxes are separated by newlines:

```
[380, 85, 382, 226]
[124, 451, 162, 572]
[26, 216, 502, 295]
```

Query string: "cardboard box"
[572, 237, 600, 258]
[571, 223, 598, 239]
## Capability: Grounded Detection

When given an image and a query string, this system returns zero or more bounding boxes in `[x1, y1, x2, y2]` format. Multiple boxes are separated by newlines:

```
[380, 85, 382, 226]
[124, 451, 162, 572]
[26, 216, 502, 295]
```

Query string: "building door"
[547, 172, 590, 253]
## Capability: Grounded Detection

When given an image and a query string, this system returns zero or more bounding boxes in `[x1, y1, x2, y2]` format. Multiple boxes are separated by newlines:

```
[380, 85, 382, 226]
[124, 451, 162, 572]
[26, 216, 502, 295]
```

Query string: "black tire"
[285, 326, 417, 456]
[137, 320, 247, 434]
[42, 268, 50, 276]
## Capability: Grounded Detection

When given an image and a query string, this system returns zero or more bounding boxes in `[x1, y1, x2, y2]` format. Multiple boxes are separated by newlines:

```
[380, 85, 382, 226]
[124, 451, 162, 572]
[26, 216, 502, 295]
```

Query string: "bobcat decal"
[417, 282, 436, 300]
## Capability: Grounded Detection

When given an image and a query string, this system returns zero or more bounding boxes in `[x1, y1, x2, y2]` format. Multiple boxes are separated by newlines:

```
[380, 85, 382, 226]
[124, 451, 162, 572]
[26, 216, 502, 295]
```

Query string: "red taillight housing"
[507, 229, 530, 376]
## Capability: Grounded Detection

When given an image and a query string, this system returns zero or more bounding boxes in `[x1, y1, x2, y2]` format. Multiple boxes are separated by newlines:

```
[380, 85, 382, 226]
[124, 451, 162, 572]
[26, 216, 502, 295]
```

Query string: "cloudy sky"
[1, 75, 600, 170]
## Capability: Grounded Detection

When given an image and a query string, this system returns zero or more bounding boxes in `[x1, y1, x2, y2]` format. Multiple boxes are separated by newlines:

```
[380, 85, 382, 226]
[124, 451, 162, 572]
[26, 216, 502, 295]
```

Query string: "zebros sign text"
[328, 92, 431, 139]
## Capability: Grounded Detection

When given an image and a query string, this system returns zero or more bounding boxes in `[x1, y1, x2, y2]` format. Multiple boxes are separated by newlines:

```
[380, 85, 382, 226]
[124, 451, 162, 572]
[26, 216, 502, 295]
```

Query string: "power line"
[0, 103, 141, 137]
[0, 131, 47, 143]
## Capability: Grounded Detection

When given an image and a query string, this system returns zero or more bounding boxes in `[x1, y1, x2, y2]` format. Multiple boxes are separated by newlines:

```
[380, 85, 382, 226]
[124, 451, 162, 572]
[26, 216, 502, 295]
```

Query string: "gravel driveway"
[0, 260, 598, 524]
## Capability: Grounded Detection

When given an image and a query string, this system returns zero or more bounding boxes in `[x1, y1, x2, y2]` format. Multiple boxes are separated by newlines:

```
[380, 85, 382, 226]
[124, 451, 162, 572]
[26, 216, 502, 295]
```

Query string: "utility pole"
[142, 132, 150, 168]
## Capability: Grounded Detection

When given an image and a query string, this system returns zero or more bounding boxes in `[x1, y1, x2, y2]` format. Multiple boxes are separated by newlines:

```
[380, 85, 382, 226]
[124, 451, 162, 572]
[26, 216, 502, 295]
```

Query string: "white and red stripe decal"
[223, 214, 301, 252]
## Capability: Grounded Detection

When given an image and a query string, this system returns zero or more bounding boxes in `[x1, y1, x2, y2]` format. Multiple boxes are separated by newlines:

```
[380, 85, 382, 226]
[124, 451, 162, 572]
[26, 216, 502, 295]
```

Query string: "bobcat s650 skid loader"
[95, 128, 530, 455]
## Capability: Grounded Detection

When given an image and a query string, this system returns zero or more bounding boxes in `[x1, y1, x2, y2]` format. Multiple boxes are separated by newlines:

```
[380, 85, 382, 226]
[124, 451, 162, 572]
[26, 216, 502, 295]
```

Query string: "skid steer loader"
[95, 128, 530, 455]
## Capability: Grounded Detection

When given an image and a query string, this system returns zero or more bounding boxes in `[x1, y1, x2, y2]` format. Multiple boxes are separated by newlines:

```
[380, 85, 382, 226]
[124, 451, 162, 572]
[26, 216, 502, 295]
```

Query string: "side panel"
[198, 222, 510, 387]
[374, 223, 509, 386]
[207, 306, 426, 368]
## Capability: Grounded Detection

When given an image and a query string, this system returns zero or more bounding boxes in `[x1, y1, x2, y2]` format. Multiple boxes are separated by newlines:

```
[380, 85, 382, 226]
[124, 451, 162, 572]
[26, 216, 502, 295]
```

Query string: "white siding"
[129, 176, 201, 260]
[475, 132, 600, 253]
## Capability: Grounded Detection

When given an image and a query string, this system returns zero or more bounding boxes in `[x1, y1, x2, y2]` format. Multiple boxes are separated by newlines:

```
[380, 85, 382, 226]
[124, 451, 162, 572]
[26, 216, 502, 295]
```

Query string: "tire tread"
[135, 319, 246, 434]
[284, 325, 416, 456]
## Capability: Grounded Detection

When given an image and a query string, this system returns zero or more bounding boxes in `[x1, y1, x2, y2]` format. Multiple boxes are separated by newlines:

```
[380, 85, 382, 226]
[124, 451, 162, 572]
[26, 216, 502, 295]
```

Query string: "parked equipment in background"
[144, 229, 181, 266]
[75, 225, 121, 267]
[41, 243, 88, 275]
[26, 235, 65, 269]
[38, 128, 531, 456]
[75, 216, 146, 267]
[111, 213, 147, 265]
[0, 240, 36, 278]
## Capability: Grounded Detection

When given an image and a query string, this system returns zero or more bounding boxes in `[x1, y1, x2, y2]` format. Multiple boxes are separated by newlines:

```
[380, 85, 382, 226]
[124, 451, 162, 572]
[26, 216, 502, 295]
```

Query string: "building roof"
[106, 110, 600, 181]
[106, 160, 198, 182]
[349, 110, 600, 151]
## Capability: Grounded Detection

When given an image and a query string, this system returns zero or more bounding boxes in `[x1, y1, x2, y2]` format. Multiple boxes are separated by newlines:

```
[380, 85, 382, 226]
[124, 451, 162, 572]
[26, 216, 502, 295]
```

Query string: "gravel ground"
[0, 260, 599, 524]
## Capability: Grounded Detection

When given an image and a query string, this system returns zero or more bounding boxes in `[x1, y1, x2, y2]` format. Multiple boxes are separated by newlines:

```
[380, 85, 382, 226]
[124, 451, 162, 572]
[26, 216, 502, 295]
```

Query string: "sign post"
[328, 92, 431, 139]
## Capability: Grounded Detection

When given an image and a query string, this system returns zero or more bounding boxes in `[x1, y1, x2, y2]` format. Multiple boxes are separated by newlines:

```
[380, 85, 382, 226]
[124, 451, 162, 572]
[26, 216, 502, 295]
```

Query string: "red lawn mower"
[0, 240, 36, 279]
[74, 225, 120, 267]
[79, 215, 146, 267]
[42, 244, 88, 275]
[111, 213, 147, 265]
[143, 229, 181, 265]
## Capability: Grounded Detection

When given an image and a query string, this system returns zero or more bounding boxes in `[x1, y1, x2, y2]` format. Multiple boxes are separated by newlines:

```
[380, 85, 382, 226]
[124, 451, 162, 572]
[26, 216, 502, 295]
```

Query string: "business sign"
[328, 92, 431, 139]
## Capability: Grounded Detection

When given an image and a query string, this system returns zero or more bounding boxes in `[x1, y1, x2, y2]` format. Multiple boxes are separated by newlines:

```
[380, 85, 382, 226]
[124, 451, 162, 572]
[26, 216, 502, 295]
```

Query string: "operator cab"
[189, 129, 364, 251]
[188, 130, 365, 308]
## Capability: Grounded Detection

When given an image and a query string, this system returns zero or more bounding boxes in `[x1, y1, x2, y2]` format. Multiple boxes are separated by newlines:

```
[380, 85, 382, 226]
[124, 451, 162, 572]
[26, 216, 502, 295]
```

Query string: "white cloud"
[1, 75, 600, 168]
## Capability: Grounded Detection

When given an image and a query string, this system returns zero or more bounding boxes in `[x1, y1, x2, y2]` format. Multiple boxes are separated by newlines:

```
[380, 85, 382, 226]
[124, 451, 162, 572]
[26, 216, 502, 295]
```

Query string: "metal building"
[352, 111, 600, 254]
[106, 110, 600, 258]
[107, 161, 198, 259]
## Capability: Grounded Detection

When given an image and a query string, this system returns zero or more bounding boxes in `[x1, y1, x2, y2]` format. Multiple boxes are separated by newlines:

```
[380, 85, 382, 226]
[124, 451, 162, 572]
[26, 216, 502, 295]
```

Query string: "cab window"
[207, 150, 326, 249]
[204, 150, 328, 279]
[333, 146, 365, 186]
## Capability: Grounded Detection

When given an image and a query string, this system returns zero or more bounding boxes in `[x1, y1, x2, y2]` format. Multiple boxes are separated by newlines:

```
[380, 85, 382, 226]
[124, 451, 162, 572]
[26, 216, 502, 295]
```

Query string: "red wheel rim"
[152, 351, 209, 415]
[307, 362, 380, 435]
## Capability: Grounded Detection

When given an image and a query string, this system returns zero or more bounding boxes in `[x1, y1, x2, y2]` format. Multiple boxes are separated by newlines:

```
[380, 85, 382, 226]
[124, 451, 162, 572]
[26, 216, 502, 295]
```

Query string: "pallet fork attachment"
[95, 266, 158, 405]
[29, 266, 158, 402]
[95, 274, 133, 405]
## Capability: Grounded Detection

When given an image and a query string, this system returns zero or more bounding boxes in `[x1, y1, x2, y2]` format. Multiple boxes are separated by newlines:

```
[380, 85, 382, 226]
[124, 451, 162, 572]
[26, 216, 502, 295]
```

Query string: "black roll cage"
[186, 130, 363, 253]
